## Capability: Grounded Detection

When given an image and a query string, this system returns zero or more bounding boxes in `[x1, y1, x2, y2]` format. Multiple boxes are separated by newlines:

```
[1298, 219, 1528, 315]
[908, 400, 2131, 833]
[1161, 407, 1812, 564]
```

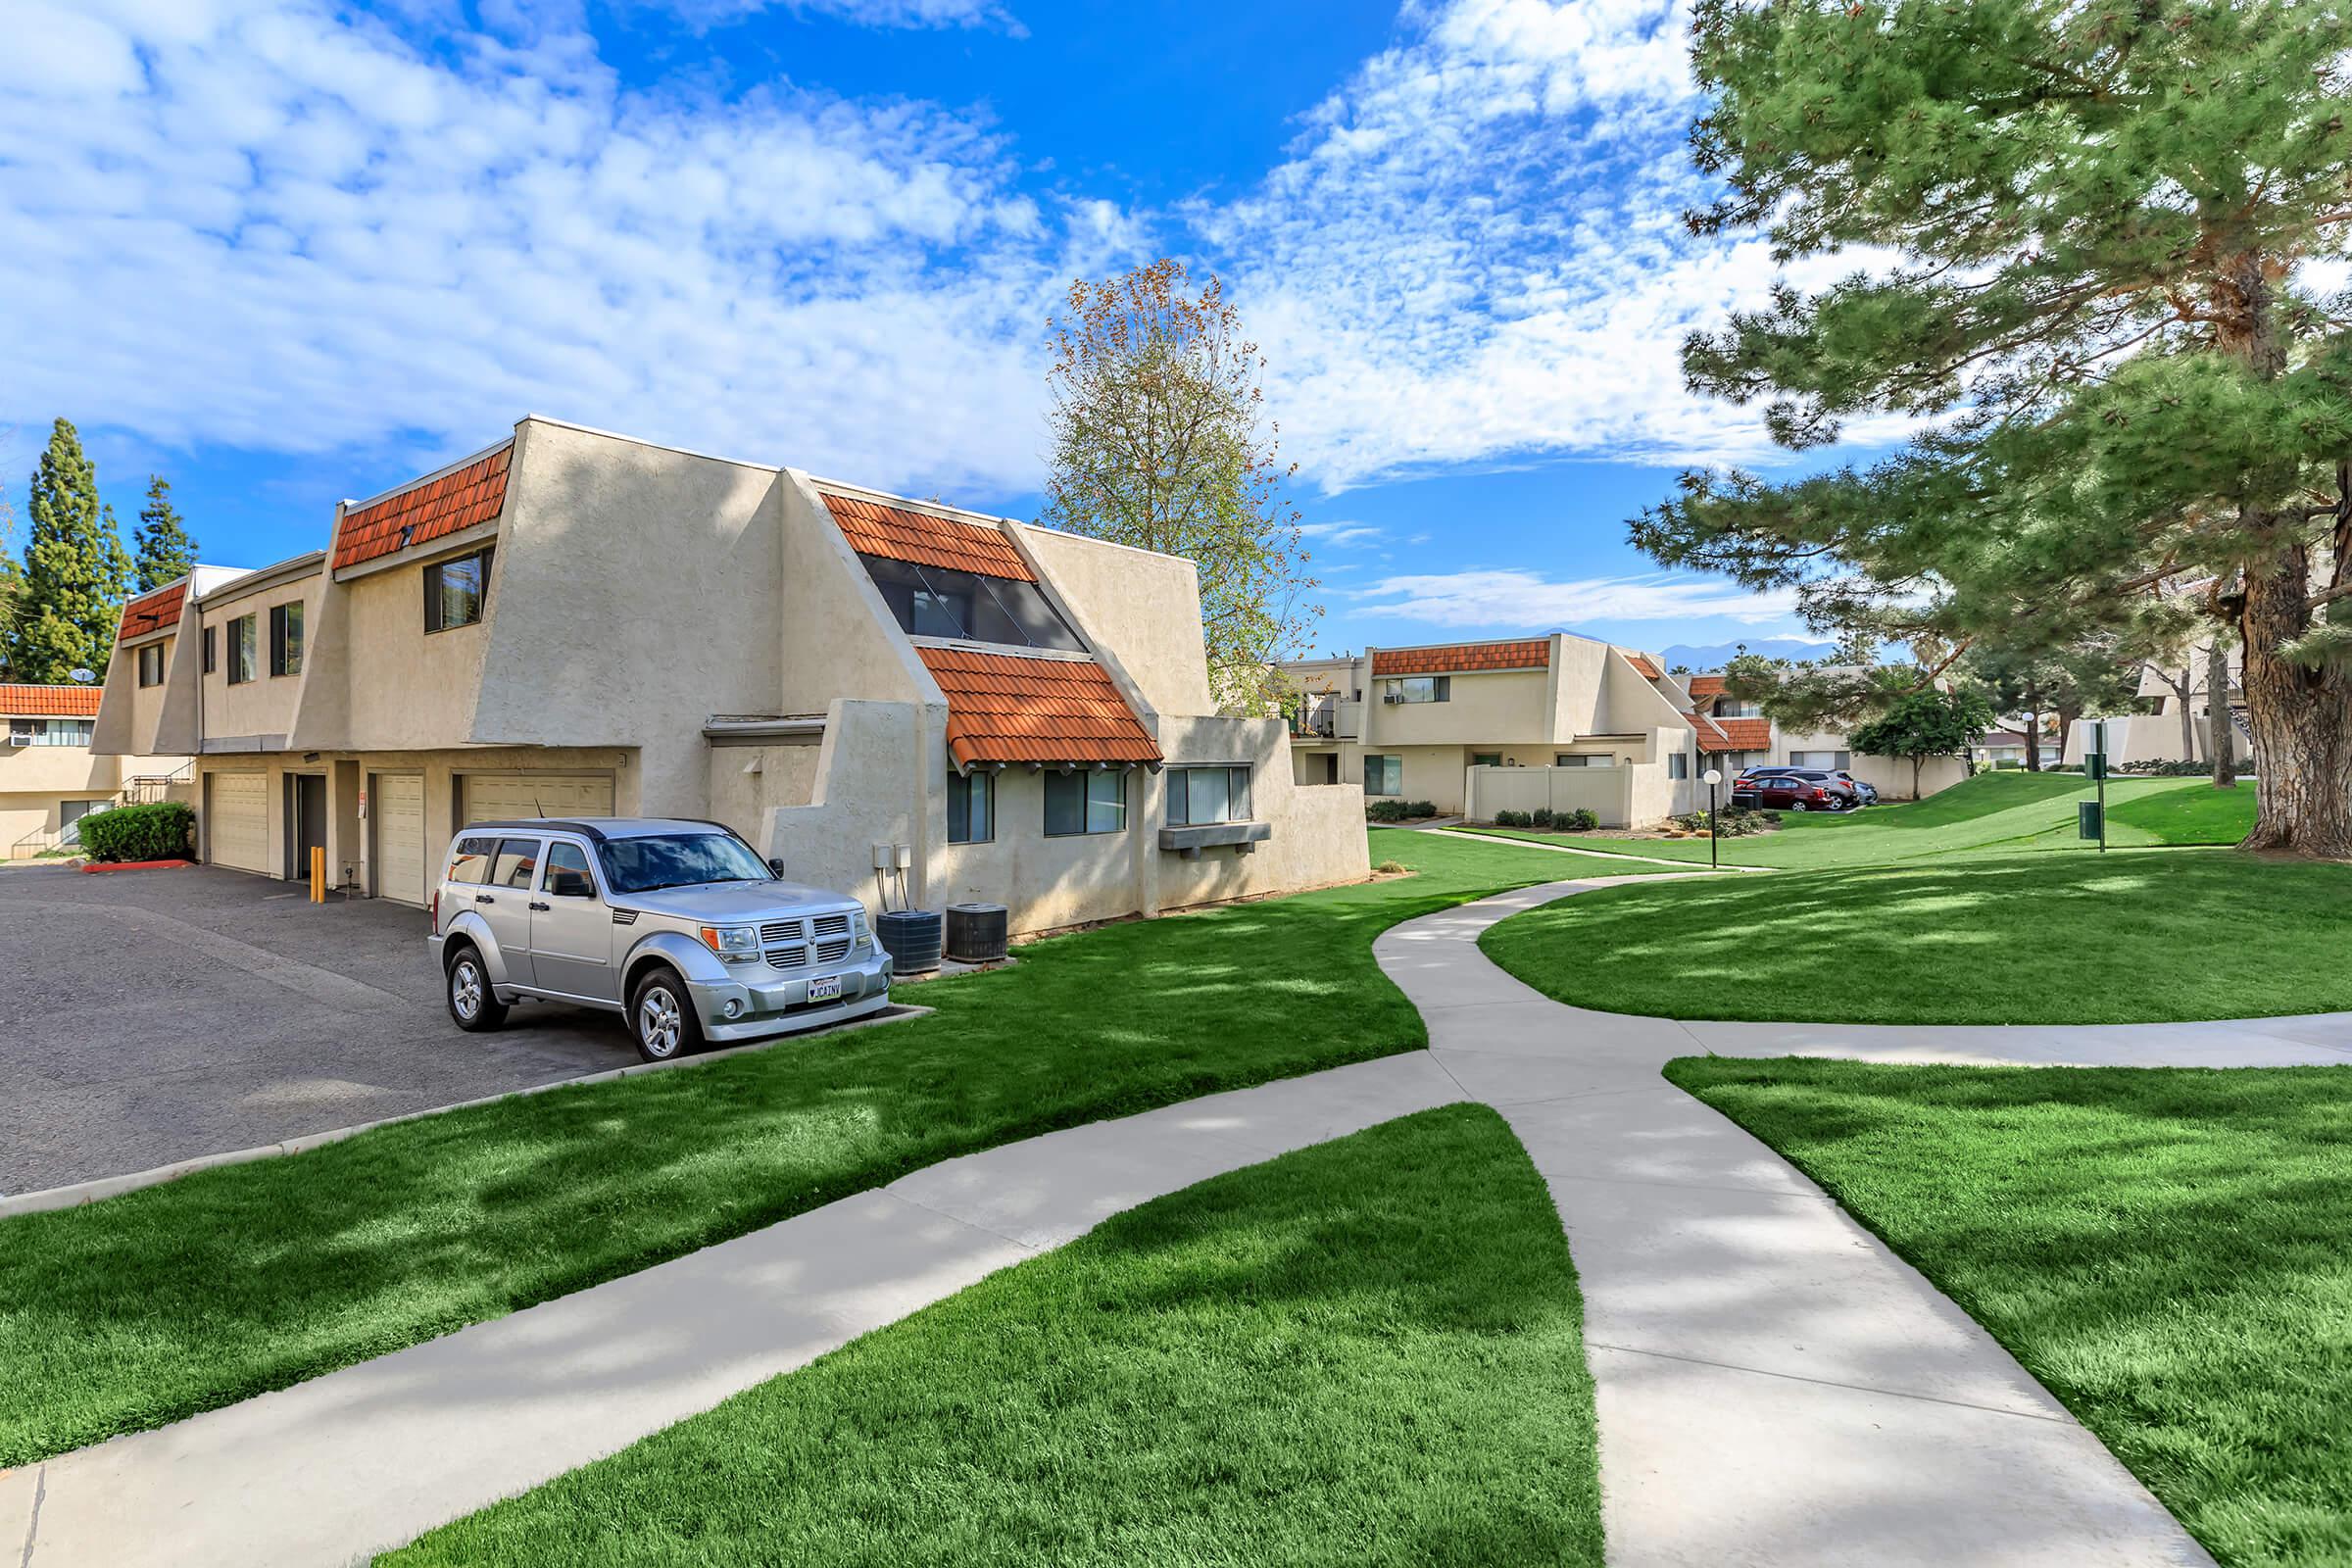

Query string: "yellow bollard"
[311, 845, 324, 904]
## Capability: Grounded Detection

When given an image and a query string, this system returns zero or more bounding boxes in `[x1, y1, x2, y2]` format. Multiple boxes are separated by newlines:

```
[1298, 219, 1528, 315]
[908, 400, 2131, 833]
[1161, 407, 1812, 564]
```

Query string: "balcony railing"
[1287, 697, 1361, 742]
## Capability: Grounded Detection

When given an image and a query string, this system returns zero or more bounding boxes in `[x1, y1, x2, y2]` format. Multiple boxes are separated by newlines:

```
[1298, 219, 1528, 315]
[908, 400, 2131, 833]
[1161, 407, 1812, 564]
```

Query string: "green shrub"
[1365, 799, 1409, 823]
[76, 801, 195, 862]
[1565, 808, 1597, 831]
[1494, 809, 1530, 828]
[1406, 800, 1439, 819]
[2115, 759, 2255, 777]
[1530, 808, 1555, 829]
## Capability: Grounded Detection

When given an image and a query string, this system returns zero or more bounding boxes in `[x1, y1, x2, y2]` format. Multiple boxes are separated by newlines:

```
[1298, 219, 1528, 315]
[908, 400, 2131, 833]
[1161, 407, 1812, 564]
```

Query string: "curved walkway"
[13, 872, 2343, 1565]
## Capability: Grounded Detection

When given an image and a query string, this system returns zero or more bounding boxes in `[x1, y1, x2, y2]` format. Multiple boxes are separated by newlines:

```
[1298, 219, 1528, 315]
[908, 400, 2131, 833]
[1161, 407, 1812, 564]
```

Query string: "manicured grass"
[1481, 850, 2352, 1024]
[383, 1104, 1601, 1568]
[1665, 1058, 2352, 1568]
[1459, 771, 2255, 869]
[0, 828, 1592, 1468]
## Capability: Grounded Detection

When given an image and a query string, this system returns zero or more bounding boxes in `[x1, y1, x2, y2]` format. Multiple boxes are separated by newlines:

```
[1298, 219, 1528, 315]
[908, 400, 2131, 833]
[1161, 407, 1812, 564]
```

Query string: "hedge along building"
[91, 416, 1367, 933]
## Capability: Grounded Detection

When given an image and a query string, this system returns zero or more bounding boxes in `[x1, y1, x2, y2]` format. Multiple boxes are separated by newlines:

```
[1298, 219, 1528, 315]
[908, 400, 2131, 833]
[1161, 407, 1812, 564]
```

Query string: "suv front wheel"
[630, 964, 705, 1063]
[446, 944, 510, 1032]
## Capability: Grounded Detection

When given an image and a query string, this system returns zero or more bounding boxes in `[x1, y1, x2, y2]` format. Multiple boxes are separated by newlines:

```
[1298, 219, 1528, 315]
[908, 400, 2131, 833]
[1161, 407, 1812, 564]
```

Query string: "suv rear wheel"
[446, 944, 510, 1032]
[629, 964, 704, 1063]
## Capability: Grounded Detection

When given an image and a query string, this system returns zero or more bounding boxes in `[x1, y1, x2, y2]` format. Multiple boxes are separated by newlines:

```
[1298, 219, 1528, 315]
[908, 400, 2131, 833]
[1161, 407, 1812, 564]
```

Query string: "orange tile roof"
[917, 646, 1160, 770]
[0, 683, 103, 717]
[1687, 674, 1728, 699]
[1712, 717, 1773, 752]
[335, 442, 513, 570]
[1625, 652, 1662, 679]
[1686, 710, 1733, 751]
[1371, 639, 1549, 677]
[822, 491, 1033, 580]
[117, 581, 186, 642]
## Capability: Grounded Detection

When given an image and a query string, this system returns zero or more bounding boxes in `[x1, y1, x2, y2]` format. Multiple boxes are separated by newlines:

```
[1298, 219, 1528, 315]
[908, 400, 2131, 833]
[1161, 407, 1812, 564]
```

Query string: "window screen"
[1044, 770, 1127, 836]
[948, 769, 994, 844]
[1167, 766, 1251, 826]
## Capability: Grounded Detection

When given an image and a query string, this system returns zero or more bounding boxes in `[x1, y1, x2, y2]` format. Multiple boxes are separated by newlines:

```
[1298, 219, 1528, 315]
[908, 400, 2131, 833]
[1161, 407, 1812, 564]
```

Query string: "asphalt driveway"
[1, 862, 638, 1194]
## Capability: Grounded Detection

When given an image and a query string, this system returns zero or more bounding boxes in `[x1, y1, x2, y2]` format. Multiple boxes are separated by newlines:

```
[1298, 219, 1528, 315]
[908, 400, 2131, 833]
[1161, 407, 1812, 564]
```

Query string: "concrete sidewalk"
[15, 871, 2338, 1564]
[1372, 879, 2332, 1567]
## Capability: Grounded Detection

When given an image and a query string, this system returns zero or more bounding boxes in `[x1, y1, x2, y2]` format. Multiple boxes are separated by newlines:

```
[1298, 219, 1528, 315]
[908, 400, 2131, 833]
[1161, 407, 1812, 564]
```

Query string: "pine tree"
[17, 418, 132, 685]
[1634, 3, 2352, 856]
[132, 476, 198, 593]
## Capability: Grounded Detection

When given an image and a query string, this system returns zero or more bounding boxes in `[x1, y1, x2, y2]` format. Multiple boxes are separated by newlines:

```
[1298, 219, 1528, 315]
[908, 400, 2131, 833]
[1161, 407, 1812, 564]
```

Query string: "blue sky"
[3, 0, 1866, 659]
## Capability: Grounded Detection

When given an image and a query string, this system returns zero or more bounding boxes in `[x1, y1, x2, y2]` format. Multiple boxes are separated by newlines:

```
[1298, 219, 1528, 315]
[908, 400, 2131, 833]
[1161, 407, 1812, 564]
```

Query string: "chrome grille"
[814, 936, 853, 964]
[812, 912, 852, 939]
[760, 918, 807, 946]
[766, 944, 808, 970]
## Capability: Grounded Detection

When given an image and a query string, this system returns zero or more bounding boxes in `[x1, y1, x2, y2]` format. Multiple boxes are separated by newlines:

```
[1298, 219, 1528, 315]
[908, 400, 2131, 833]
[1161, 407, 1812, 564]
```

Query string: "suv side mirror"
[550, 869, 595, 899]
[767, 857, 786, 877]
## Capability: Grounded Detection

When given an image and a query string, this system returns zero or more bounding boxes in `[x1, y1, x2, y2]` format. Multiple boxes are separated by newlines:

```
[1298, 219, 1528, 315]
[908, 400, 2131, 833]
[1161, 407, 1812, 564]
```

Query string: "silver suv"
[427, 817, 892, 1062]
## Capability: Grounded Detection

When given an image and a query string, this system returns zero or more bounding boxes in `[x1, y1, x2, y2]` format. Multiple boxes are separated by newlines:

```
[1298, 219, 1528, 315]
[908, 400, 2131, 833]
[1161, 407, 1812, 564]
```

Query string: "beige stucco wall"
[774, 475, 934, 716]
[762, 699, 939, 922]
[198, 566, 324, 748]
[1015, 525, 1216, 719]
[1149, 717, 1367, 911]
[1469, 765, 1631, 826]
[708, 741, 823, 842]
[96, 632, 179, 757]
[1369, 668, 1549, 749]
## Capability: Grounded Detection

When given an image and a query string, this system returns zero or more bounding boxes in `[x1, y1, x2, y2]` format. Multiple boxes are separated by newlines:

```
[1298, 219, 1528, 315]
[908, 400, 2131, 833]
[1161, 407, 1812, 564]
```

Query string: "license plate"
[806, 974, 843, 1004]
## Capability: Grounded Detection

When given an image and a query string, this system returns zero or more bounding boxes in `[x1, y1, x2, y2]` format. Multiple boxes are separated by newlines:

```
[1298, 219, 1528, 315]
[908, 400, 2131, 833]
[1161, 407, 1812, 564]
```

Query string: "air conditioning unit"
[6, 734, 30, 748]
[1383, 693, 1405, 705]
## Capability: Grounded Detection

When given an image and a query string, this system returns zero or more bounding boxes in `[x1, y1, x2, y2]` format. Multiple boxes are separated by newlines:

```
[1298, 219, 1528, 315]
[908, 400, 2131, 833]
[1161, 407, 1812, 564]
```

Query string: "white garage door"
[374, 773, 427, 906]
[208, 772, 270, 874]
[460, 773, 615, 827]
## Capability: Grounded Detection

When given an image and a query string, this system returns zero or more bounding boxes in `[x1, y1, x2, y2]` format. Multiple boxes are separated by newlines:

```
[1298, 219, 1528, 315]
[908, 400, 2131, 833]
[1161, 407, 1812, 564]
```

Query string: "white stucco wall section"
[468, 420, 787, 818]
[1011, 524, 1213, 719]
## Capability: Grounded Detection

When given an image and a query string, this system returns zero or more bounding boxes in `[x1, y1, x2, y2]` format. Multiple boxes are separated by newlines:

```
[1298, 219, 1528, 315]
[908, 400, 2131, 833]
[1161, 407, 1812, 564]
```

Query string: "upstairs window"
[228, 615, 257, 684]
[425, 548, 492, 633]
[270, 602, 305, 677]
[136, 642, 166, 687]
[11, 718, 93, 747]
[203, 625, 217, 674]
[1167, 765, 1251, 826]
[857, 554, 1085, 653]
[1382, 675, 1449, 704]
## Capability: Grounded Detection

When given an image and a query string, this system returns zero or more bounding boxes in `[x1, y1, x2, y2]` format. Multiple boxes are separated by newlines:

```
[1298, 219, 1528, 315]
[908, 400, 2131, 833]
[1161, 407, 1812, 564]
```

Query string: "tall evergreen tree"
[17, 418, 132, 685]
[1634, 2, 2352, 856]
[131, 476, 198, 593]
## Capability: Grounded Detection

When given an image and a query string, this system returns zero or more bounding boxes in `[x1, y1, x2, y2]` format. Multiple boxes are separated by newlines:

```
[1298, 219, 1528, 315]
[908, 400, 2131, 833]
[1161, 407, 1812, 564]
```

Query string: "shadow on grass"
[0, 828, 1576, 1468]
[1668, 1056, 2352, 1568]
[382, 1103, 1602, 1568]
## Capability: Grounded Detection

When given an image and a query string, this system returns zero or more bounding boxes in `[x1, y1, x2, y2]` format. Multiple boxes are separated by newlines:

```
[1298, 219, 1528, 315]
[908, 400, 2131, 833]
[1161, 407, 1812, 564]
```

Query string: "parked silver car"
[427, 817, 892, 1061]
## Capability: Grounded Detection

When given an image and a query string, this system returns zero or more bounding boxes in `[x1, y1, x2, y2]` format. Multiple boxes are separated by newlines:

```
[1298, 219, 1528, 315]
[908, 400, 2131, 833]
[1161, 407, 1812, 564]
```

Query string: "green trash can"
[2079, 801, 2102, 840]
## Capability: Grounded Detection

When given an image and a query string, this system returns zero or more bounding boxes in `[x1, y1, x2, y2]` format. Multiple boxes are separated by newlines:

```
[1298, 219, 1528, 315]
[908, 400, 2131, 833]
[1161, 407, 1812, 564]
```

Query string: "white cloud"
[1353, 566, 1795, 626]
[656, 0, 1022, 32]
[0, 0, 1074, 496]
[1193, 0, 1892, 490]
[1298, 520, 1385, 547]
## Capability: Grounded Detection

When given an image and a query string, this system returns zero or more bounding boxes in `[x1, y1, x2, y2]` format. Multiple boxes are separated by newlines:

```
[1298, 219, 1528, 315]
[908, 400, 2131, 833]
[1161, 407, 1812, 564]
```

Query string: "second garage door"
[208, 772, 270, 874]
[373, 773, 427, 906]
[460, 773, 616, 827]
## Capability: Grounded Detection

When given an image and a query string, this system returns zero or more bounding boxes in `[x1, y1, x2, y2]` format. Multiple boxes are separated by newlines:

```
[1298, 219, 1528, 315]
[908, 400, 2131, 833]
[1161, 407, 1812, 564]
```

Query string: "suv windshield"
[597, 833, 770, 894]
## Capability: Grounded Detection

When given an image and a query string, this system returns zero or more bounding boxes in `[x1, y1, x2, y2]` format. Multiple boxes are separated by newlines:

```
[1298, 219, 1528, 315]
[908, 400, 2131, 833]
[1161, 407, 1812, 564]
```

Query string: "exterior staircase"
[7, 761, 192, 859]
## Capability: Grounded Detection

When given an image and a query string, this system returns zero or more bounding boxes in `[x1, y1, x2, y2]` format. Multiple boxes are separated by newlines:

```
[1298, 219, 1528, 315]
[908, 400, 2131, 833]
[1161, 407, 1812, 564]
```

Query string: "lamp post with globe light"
[1701, 767, 1723, 870]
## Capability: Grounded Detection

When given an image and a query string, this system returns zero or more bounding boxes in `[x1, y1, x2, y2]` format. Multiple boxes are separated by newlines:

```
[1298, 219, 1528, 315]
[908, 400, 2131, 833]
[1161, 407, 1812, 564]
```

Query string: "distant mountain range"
[1655, 638, 1839, 672]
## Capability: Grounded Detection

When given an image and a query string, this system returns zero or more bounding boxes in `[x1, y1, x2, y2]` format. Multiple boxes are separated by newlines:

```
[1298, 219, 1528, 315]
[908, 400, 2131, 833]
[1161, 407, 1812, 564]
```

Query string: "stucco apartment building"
[0, 683, 189, 858]
[1280, 638, 1964, 824]
[2062, 654, 2249, 767]
[92, 416, 1364, 934]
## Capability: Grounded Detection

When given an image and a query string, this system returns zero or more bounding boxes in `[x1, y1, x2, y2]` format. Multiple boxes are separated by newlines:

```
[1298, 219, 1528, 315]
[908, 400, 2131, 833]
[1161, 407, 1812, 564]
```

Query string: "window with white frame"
[1363, 754, 1402, 796]
[10, 718, 93, 747]
[1166, 765, 1251, 826]
[1553, 753, 1614, 767]
[1044, 769, 1127, 836]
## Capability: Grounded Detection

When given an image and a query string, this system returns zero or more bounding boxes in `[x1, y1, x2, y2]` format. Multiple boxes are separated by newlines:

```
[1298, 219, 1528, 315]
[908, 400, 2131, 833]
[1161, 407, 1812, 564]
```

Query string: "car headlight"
[700, 924, 760, 962]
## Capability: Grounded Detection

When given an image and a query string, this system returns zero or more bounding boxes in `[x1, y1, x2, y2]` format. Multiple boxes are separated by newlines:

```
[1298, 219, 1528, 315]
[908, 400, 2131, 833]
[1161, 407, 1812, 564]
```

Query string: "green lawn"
[1459, 771, 2255, 869]
[1666, 1058, 2352, 1568]
[0, 828, 1598, 1468]
[382, 1104, 1602, 1568]
[1480, 850, 2352, 1024]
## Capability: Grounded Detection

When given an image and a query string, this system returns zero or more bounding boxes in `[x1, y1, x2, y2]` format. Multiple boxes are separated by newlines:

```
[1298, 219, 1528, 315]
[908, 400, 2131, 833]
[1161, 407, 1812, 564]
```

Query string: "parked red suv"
[1732, 767, 1860, 812]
